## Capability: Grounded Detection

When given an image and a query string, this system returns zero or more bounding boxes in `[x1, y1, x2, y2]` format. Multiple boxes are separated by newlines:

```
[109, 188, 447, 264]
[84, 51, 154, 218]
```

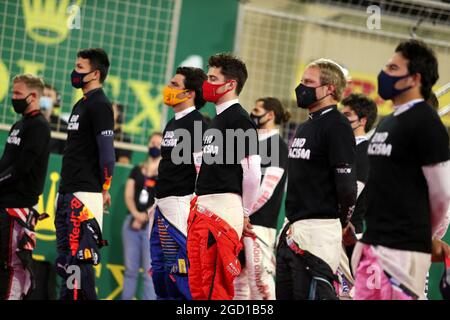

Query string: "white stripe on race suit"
[289, 219, 342, 273]
[155, 194, 192, 237]
[73, 192, 103, 231]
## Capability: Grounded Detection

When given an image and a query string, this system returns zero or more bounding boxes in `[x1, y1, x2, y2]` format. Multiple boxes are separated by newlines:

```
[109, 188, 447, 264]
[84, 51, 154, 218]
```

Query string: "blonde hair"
[13, 74, 45, 97]
[307, 59, 347, 102]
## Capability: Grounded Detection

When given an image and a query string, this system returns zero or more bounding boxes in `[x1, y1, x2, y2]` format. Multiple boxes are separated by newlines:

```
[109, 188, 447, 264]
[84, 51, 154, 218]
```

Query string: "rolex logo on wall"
[22, 0, 83, 45]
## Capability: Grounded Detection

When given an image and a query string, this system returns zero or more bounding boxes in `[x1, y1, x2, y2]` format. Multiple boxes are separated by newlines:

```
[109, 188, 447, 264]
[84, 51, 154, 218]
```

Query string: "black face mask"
[348, 118, 361, 131]
[71, 69, 96, 89]
[295, 83, 328, 109]
[149, 147, 161, 158]
[250, 112, 269, 128]
[11, 93, 32, 114]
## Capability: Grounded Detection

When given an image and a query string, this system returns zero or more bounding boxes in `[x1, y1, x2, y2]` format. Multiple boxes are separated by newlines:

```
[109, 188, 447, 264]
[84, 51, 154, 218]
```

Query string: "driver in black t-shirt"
[276, 59, 357, 300]
[188, 54, 261, 300]
[0, 74, 50, 300]
[55, 48, 115, 300]
[353, 40, 450, 300]
[150, 66, 207, 300]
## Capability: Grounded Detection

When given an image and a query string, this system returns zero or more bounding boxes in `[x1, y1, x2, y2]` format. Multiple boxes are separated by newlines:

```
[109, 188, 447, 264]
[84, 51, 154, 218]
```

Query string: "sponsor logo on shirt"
[368, 132, 392, 157]
[101, 130, 114, 137]
[288, 138, 311, 160]
[162, 131, 178, 147]
[336, 167, 352, 174]
[7, 129, 21, 146]
[68, 114, 80, 131]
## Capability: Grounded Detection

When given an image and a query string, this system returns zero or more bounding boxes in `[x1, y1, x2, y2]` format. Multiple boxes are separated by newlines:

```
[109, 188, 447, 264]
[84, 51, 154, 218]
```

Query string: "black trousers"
[275, 226, 338, 300]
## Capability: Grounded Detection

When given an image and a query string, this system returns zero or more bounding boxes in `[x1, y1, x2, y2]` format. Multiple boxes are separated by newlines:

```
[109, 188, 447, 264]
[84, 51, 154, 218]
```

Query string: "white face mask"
[39, 96, 54, 111]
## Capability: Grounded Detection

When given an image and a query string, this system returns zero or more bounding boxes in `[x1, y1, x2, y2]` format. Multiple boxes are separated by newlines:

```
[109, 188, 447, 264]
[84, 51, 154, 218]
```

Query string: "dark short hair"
[176, 66, 207, 109]
[395, 40, 439, 101]
[208, 53, 248, 95]
[341, 93, 378, 132]
[256, 97, 291, 125]
[427, 92, 439, 110]
[77, 48, 110, 83]
[44, 83, 61, 106]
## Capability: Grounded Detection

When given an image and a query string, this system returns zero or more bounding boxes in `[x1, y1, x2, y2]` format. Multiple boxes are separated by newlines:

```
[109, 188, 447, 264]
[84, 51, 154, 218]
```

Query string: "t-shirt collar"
[175, 106, 196, 120]
[83, 87, 102, 100]
[216, 98, 239, 115]
[393, 98, 424, 116]
[355, 135, 368, 145]
[308, 105, 336, 120]
[258, 129, 279, 141]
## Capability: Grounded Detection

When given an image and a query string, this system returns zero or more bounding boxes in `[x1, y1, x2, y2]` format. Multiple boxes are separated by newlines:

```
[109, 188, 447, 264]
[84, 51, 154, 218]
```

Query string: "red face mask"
[202, 80, 233, 103]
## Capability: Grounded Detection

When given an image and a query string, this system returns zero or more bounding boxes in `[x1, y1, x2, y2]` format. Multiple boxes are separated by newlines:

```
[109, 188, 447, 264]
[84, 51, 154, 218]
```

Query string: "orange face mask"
[162, 86, 189, 106]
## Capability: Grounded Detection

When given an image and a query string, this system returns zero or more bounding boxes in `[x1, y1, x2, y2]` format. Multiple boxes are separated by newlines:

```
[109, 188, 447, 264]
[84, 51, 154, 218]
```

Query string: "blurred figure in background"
[40, 84, 68, 155]
[122, 132, 162, 300]
[340, 93, 377, 257]
[234, 97, 290, 300]
[112, 102, 132, 164]
[334, 93, 377, 299]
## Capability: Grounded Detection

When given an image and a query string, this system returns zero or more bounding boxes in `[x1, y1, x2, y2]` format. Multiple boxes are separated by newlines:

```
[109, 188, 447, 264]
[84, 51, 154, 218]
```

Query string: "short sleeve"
[89, 101, 114, 136]
[416, 110, 449, 166]
[327, 120, 355, 167]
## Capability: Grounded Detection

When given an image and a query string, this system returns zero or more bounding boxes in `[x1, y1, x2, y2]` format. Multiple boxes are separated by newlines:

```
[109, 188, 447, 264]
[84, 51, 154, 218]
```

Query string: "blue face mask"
[377, 70, 412, 100]
[148, 147, 161, 158]
[39, 96, 53, 111]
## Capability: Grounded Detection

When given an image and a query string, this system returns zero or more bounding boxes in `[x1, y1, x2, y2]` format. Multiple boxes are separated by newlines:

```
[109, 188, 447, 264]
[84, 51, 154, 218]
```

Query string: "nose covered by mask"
[11, 93, 32, 114]
[39, 96, 54, 112]
[71, 69, 96, 89]
[202, 80, 233, 103]
[149, 147, 161, 158]
[162, 86, 189, 106]
[377, 70, 412, 100]
[295, 84, 329, 109]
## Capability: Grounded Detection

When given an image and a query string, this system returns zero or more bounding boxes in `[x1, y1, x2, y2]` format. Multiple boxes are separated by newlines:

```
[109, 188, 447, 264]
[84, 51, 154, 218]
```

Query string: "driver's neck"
[392, 88, 422, 106]
[308, 97, 336, 114]
[23, 103, 39, 115]
[216, 92, 238, 106]
[353, 126, 366, 137]
[173, 101, 194, 114]
[82, 82, 102, 95]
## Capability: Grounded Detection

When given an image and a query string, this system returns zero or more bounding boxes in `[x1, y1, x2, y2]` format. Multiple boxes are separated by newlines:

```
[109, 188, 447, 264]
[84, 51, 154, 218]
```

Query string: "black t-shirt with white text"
[285, 106, 355, 222]
[196, 103, 258, 196]
[0, 111, 50, 207]
[59, 88, 114, 193]
[362, 102, 449, 253]
[156, 110, 206, 198]
[251, 134, 288, 229]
